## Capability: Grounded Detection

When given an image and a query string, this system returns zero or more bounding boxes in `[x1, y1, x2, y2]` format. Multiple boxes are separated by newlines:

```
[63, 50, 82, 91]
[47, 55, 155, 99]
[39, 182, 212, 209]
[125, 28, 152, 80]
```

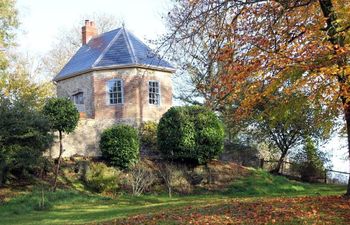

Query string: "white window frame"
[148, 80, 161, 106]
[106, 79, 124, 105]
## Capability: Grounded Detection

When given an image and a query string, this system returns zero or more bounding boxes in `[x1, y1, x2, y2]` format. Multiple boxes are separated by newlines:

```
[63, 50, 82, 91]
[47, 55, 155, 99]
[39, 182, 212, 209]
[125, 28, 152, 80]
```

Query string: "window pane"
[149, 81, 160, 105]
[108, 80, 124, 104]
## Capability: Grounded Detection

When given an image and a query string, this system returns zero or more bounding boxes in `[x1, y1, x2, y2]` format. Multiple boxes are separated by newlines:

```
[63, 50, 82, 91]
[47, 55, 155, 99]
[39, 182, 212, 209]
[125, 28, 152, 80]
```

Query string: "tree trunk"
[271, 149, 287, 174]
[53, 130, 63, 192]
[345, 107, 350, 195]
[319, 0, 350, 196]
[168, 186, 172, 198]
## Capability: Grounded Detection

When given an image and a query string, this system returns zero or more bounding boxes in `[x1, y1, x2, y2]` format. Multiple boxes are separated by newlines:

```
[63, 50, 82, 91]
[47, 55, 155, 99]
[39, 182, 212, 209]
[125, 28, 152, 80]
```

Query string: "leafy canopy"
[43, 98, 79, 133]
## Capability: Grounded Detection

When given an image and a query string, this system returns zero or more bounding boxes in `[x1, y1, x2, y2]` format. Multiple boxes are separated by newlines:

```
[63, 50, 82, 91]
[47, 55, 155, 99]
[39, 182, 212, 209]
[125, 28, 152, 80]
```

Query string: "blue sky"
[14, 0, 349, 175]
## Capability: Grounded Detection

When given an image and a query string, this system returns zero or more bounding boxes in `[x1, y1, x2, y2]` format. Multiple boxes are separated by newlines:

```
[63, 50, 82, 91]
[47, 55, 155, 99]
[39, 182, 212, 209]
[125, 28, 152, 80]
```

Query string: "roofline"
[53, 64, 176, 82]
[92, 28, 122, 67]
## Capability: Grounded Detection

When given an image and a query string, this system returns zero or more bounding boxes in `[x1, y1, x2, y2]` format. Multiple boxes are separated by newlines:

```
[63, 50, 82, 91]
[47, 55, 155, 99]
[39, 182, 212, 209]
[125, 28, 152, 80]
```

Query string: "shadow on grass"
[0, 190, 216, 225]
[0, 169, 346, 225]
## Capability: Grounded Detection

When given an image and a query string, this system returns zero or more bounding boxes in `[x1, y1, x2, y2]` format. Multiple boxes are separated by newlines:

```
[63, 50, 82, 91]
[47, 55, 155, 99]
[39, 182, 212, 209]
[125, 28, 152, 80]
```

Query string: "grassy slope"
[225, 169, 346, 197]
[0, 170, 347, 225]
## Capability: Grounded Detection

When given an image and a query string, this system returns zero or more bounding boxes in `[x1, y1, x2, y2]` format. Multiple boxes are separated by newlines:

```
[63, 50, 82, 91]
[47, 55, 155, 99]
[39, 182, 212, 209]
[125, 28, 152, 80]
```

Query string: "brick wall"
[93, 68, 173, 124]
[52, 67, 173, 157]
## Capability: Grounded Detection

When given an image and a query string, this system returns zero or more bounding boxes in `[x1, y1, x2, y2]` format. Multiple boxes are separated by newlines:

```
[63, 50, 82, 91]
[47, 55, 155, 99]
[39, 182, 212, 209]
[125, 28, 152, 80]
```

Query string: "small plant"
[100, 124, 140, 169]
[84, 162, 120, 193]
[128, 162, 155, 196]
[158, 106, 225, 164]
[139, 121, 158, 150]
[158, 163, 176, 198]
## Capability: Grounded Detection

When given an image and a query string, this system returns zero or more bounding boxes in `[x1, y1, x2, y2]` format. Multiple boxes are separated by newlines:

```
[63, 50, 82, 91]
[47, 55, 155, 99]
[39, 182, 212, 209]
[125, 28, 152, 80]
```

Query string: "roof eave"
[53, 64, 176, 82]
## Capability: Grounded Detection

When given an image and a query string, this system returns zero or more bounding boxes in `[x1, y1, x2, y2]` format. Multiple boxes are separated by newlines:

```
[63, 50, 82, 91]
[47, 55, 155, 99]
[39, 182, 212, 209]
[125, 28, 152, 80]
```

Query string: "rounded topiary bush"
[99, 124, 140, 169]
[157, 106, 225, 164]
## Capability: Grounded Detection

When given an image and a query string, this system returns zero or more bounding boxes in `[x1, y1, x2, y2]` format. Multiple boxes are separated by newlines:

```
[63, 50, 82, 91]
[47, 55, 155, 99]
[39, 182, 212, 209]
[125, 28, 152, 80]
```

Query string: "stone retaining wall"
[46, 118, 136, 158]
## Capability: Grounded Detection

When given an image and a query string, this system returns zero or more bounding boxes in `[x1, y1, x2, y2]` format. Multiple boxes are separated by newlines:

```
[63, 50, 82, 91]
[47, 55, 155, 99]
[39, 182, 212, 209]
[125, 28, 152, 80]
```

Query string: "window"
[107, 79, 123, 104]
[72, 92, 84, 105]
[149, 81, 160, 105]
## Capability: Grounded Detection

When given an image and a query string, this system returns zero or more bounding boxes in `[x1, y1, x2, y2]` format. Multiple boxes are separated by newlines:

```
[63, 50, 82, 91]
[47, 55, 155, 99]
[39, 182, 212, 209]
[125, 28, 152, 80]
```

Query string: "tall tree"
[164, 0, 350, 194]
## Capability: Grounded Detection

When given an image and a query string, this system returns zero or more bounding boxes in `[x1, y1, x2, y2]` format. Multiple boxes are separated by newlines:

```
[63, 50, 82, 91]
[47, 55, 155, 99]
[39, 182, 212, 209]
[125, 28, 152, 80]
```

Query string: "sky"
[14, 0, 349, 176]
[16, 0, 171, 55]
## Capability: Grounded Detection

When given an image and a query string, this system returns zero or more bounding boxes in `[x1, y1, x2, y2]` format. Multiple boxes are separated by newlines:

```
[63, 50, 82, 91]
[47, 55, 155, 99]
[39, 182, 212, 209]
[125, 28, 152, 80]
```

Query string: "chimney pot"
[82, 20, 97, 45]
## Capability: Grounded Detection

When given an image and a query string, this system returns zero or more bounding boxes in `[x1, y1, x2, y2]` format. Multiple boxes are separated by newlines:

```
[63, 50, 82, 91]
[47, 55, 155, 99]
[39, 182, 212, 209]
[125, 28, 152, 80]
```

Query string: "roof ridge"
[127, 30, 168, 71]
[122, 27, 138, 64]
[92, 28, 122, 68]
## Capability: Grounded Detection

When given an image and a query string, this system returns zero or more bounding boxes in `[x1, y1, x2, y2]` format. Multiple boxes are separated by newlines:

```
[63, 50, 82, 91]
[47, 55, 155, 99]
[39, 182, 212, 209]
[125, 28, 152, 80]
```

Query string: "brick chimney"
[82, 20, 97, 45]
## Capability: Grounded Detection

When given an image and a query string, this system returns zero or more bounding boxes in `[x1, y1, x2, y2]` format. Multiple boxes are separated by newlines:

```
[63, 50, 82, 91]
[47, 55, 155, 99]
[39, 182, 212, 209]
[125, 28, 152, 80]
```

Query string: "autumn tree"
[164, 0, 350, 194]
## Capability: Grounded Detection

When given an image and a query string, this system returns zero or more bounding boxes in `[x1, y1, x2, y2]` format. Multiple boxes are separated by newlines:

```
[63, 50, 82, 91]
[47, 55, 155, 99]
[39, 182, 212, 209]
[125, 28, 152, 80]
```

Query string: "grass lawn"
[0, 170, 348, 225]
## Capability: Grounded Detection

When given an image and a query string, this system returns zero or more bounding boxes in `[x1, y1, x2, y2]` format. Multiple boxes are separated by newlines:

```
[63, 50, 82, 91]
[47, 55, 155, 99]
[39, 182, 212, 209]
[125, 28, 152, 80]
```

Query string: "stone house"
[50, 20, 175, 157]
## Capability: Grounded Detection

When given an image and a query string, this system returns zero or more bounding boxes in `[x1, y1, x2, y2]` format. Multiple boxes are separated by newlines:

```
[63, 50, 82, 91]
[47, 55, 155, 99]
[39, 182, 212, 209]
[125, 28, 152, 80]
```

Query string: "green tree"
[0, 96, 53, 186]
[43, 98, 79, 191]
[253, 93, 333, 174]
[158, 106, 225, 164]
[292, 137, 329, 182]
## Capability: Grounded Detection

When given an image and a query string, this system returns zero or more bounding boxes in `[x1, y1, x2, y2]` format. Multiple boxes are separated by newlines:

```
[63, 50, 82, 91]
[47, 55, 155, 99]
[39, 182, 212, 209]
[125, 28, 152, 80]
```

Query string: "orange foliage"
[111, 196, 350, 225]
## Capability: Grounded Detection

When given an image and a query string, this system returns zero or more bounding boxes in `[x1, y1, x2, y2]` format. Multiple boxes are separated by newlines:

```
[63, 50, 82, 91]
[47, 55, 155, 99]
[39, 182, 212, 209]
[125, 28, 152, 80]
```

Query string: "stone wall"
[56, 72, 94, 118]
[47, 118, 137, 158]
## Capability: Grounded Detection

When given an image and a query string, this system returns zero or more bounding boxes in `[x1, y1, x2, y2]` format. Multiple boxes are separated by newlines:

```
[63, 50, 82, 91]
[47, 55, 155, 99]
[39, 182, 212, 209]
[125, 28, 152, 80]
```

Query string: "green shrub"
[158, 106, 225, 164]
[84, 162, 120, 193]
[100, 124, 140, 169]
[139, 121, 158, 150]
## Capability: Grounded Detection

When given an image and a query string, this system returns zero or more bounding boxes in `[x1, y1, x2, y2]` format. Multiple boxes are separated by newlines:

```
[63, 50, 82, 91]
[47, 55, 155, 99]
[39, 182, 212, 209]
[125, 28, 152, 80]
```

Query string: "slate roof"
[54, 27, 175, 81]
